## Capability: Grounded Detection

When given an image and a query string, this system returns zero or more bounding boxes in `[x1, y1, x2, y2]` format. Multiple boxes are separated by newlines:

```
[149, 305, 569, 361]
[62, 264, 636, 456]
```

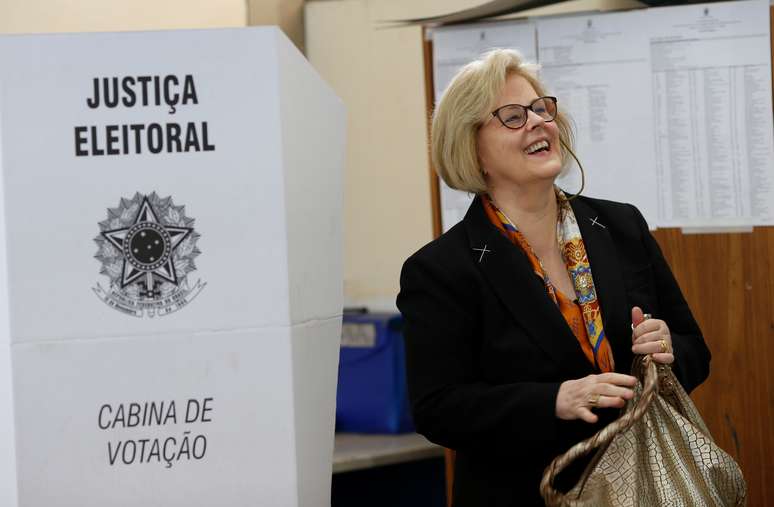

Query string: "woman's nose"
[524, 109, 546, 129]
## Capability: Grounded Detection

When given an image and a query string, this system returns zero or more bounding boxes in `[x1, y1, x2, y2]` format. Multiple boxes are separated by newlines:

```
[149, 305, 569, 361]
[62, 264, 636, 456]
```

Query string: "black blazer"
[397, 194, 710, 507]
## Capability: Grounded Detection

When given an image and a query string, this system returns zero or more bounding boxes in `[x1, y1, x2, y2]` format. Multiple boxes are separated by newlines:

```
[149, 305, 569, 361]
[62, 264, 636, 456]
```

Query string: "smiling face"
[476, 74, 563, 194]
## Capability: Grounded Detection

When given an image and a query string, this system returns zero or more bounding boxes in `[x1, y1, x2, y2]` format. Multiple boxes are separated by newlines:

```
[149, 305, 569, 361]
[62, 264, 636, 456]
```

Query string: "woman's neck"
[489, 183, 559, 257]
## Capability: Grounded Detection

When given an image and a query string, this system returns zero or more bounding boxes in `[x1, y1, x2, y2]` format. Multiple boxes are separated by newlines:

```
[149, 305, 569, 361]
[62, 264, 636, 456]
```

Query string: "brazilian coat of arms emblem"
[93, 192, 205, 317]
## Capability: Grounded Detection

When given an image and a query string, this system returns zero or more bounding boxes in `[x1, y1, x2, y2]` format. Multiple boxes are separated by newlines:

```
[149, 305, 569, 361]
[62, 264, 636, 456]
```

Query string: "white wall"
[0, 0, 247, 32]
[306, 0, 438, 311]
[248, 0, 305, 51]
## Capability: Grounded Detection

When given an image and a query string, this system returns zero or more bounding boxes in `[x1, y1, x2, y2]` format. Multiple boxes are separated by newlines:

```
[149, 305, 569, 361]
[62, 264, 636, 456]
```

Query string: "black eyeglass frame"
[490, 96, 558, 130]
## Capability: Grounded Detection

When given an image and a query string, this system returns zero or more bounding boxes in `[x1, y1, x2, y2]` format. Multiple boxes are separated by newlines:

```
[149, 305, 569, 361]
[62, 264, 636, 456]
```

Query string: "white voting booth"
[0, 27, 345, 506]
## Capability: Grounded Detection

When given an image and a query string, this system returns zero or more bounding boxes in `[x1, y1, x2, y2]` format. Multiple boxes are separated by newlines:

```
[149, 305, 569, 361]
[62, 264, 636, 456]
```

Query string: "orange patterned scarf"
[483, 191, 614, 373]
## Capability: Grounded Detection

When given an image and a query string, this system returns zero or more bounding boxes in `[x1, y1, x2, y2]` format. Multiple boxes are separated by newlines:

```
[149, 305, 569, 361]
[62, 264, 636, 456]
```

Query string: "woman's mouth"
[524, 140, 550, 155]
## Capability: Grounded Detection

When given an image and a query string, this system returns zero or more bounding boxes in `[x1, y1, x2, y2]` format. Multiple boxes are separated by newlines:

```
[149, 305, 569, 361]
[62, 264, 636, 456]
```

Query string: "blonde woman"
[397, 49, 710, 506]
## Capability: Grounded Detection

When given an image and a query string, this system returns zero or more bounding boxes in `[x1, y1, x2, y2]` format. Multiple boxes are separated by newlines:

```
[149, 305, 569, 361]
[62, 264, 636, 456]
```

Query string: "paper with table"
[648, 1, 774, 227]
[537, 10, 657, 224]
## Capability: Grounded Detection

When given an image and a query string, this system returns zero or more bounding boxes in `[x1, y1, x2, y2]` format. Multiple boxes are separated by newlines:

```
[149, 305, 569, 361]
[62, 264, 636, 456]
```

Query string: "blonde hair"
[431, 49, 576, 194]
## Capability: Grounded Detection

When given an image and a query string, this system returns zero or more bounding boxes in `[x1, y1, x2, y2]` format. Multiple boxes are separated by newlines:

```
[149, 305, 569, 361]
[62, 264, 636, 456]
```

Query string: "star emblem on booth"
[101, 196, 192, 297]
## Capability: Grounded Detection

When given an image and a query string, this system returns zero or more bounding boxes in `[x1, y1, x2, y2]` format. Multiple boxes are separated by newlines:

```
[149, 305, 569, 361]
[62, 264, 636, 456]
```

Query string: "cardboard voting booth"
[0, 27, 345, 507]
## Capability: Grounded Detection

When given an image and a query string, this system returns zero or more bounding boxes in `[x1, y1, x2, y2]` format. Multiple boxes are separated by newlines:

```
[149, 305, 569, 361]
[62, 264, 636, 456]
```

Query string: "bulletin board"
[421, 5, 774, 506]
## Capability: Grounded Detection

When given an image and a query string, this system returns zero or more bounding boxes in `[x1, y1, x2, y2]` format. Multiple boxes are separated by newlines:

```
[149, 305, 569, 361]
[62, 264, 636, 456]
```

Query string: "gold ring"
[659, 339, 668, 354]
[588, 393, 600, 407]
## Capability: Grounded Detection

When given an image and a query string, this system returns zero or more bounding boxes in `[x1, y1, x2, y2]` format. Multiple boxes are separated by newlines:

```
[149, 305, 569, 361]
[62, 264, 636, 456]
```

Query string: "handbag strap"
[539, 355, 659, 507]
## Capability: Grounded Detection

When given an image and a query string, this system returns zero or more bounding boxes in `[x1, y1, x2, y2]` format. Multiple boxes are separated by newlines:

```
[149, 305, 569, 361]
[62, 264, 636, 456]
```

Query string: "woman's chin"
[527, 157, 563, 180]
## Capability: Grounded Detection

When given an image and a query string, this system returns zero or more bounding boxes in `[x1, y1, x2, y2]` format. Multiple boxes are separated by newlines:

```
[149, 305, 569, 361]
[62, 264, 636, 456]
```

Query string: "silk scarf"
[482, 190, 614, 372]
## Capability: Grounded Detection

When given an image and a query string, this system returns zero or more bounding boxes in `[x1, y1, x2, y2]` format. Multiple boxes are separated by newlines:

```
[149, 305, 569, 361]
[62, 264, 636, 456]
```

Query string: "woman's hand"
[555, 373, 637, 423]
[631, 306, 674, 365]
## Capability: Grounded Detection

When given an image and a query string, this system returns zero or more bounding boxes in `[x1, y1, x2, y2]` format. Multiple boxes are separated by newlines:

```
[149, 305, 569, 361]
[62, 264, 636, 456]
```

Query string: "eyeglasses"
[490, 96, 558, 130]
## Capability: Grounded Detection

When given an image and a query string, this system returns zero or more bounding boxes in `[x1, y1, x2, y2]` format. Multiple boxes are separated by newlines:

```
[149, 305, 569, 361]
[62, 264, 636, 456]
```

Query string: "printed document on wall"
[432, 21, 536, 232]
[538, 10, 659, 227]
[648, 0, 774, 227]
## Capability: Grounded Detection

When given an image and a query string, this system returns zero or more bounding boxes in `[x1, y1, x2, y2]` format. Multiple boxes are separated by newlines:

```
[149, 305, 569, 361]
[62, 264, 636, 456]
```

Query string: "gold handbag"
[540, 355, 747, 506]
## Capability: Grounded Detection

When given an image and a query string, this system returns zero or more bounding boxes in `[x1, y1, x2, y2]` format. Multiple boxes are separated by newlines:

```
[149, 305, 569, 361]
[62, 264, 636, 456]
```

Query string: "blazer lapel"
[570, 197, 633, 369]
[463, 196, 593, 378]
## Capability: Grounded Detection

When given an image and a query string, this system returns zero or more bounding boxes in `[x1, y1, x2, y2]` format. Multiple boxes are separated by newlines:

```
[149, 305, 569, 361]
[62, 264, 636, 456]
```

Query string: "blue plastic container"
[335, 312, 414, 433]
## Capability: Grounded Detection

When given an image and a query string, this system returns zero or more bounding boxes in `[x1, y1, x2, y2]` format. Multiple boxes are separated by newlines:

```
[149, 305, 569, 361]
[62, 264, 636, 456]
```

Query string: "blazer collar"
[463, 195, 593, 378]
[568, 196, 633, 369]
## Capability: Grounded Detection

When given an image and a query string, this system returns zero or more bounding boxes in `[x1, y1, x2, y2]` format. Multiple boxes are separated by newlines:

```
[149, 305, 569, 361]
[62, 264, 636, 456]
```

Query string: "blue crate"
[336, 312, 414, 433]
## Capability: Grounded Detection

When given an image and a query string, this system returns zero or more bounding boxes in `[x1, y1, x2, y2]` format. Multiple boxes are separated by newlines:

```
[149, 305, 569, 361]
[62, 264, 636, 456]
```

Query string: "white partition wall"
[0, 27, 345, 507]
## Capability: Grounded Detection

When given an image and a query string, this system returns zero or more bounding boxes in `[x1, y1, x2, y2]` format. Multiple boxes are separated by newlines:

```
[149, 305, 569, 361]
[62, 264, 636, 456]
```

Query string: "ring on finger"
[659, 339, 668, 354]
[587, 393, 600, 407]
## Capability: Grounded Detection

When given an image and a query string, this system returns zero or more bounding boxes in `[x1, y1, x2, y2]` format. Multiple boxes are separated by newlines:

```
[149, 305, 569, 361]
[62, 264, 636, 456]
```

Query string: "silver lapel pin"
[472, 244, 492, 263]
[589, 216, 606, 229]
